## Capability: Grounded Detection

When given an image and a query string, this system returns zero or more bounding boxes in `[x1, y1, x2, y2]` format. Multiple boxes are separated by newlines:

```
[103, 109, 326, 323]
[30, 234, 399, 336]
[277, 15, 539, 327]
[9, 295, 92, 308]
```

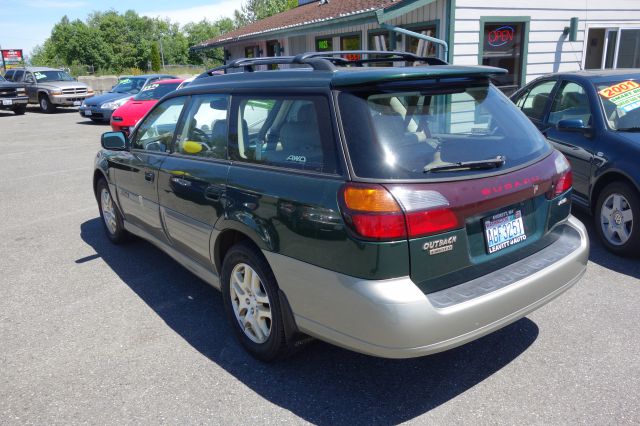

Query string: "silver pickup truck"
[4, 67, 93, 113]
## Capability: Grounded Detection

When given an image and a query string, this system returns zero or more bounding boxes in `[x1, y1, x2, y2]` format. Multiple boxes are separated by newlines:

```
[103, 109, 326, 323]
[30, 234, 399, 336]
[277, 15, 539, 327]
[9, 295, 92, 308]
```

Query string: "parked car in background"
[0, 73, 28, 115]
[511, 69, 640, 255]
[111, 79, 184, 136]
[4, 67, 93, 113]
[93, 51, 588, 361]
[79, 74, 175, 123]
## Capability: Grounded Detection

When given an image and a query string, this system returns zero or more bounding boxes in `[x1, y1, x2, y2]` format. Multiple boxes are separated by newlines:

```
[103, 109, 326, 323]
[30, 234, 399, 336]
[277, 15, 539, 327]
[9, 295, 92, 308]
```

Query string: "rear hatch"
[337, 77, 573, 293]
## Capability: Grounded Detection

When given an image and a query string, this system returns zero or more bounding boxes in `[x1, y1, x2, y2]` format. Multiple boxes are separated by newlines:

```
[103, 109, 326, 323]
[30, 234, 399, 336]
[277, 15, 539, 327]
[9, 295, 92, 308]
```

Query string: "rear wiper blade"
[423, 155, 506, 173]
[617, 127, 640, 132]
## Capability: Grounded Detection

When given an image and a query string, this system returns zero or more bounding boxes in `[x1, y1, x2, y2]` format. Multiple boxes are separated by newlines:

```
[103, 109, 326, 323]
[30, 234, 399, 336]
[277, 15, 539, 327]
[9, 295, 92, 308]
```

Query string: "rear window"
[338, 82, 550, 180]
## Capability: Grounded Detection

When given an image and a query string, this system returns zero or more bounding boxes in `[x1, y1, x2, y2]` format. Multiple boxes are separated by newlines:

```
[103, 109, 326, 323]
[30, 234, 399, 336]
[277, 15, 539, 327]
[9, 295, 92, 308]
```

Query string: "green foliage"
[27, 0, 297, 73]
[239, 0, 298, 23]
[151, 43, 161, 71]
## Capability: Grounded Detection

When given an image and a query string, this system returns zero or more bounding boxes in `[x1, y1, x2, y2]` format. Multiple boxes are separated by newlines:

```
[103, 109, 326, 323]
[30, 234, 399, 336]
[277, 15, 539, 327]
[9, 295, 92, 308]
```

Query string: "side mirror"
[101, 132, 128, 151]
[557, 119, 587, 132]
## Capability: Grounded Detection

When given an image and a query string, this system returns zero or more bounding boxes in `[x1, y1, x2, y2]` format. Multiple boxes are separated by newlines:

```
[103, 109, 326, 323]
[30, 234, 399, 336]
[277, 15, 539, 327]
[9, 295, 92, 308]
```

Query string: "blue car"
[511, 69, 640, 255]
[79, 74, 175, 122]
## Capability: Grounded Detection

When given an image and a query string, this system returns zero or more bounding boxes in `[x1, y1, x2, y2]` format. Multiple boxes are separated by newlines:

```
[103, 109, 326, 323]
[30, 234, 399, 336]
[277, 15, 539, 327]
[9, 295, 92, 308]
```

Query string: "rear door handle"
[144, 171, 155, 182]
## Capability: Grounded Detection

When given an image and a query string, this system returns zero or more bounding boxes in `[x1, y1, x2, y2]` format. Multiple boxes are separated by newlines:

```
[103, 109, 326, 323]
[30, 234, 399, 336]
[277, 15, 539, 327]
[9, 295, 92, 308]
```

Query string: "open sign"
[487, 26, 514, 47]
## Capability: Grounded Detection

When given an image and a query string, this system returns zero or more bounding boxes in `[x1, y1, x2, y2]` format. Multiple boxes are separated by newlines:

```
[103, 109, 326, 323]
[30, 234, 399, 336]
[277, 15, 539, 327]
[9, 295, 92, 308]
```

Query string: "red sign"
[1, 49, 24, 69]
[343, 53, 362, 62]
[487, 26, 514, 47]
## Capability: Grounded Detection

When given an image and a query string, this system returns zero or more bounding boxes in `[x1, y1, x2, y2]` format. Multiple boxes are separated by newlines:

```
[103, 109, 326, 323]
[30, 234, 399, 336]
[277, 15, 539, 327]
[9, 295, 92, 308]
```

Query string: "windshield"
[133, 82, 180, 101]
[33, 70, 74, 82]
[338, 82, 551, 180]
[596, 79, 640, 131]
[112, 77, 147, 94]
[0, 75, 5, 82]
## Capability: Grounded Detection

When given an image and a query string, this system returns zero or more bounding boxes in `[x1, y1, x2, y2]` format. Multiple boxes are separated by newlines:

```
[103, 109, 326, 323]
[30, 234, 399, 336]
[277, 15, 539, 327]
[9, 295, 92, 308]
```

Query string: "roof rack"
[199, 50, 448, 77]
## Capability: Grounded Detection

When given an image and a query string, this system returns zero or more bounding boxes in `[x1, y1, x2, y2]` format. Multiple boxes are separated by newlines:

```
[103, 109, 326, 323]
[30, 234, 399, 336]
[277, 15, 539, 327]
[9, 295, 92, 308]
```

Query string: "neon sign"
[487, 26, 514, 47]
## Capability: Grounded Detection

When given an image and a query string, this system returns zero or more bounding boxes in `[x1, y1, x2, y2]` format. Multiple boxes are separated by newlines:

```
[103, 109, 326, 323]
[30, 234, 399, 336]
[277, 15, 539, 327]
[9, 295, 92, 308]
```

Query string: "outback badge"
[423, 236, 457, 255]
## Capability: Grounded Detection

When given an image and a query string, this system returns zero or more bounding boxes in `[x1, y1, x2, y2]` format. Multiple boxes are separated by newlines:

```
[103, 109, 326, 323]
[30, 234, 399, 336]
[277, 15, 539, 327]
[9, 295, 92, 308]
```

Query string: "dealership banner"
[1, 49, 24, 69]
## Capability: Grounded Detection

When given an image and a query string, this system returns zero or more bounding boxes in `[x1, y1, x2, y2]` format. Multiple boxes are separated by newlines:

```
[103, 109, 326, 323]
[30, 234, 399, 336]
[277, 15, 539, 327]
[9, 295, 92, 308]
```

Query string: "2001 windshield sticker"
[598, 80, 640, 113]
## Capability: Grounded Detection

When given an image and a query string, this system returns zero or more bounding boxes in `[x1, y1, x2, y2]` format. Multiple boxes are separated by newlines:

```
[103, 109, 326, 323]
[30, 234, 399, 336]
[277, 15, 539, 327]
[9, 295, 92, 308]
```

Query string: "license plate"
[2, 99, 12, 106]
[84, 109, 92, 116]
[483, 209, 527, 254]
[73, 101, 82, 106]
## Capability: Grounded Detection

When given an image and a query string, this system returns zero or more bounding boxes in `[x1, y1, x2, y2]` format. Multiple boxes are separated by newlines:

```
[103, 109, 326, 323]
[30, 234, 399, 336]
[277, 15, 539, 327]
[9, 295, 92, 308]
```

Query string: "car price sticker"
[483, 209, 527, 254]
[141, 83, 159, 92]
[598, 80, 640, 113]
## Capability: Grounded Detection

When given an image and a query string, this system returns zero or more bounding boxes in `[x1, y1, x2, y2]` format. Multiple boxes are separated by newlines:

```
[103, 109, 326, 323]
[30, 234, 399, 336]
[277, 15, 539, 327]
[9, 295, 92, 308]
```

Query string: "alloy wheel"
[229, 263, 272, 344]
[100, 188, 118, 235]
[600, 192, 633, 246]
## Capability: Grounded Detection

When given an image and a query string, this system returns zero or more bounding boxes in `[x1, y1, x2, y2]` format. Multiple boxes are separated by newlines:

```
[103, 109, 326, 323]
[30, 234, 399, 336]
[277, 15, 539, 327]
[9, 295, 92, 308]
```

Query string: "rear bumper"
[266, 215, 588, 358]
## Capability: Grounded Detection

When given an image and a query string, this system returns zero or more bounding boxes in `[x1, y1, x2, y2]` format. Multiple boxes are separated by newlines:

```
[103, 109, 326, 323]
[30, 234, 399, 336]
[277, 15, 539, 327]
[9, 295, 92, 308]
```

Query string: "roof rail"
[198, 50, 448, 77]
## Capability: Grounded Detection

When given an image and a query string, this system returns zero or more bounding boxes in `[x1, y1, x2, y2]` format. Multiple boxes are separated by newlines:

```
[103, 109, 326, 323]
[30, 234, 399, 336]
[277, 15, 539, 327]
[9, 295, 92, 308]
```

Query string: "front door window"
[132, 97, 186, 152]
[481, 21, 526, 94]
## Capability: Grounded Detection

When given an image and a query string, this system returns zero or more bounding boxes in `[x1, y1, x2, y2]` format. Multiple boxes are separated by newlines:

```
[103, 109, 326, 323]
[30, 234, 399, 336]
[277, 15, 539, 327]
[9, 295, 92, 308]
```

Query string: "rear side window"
[515, 80, 556, 121]
[230, 95, 338, 174]
[339, 83, 551, 180]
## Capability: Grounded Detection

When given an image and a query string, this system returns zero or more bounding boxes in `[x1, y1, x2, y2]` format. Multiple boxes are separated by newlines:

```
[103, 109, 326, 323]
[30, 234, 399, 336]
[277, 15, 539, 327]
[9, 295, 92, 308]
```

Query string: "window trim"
[228, 93, 344, 177]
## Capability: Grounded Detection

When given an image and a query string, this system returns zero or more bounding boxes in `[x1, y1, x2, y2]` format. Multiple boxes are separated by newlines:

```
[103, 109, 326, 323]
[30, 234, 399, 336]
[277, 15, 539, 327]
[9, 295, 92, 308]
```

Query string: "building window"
[316, 37, 333, 52]
[368, 32, 392, 67]
[481, 21, 527, 94]
[405, 25, 437, 57]
[585, 28, 640, 70]
[244, 46, 258, 58]
[340, 34, 361, 61]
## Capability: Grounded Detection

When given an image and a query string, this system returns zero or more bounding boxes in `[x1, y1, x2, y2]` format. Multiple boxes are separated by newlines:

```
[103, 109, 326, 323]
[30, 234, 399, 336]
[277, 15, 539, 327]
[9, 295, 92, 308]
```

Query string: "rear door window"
[515, 80, 557, 122]
[230, 95, 338, 174]
[338, 82, 551, 180]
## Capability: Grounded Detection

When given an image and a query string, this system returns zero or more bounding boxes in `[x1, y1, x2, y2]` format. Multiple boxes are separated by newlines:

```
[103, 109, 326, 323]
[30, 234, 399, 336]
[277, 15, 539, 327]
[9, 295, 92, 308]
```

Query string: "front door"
[157, 94, 230, 268]
[544, 80, 597, 200]
[113, 96, 188, 243]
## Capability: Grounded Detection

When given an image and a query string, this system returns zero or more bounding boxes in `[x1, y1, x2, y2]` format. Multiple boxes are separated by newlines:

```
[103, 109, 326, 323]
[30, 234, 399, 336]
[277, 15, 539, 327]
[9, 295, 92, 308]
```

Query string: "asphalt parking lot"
[1, 107, 639, 425]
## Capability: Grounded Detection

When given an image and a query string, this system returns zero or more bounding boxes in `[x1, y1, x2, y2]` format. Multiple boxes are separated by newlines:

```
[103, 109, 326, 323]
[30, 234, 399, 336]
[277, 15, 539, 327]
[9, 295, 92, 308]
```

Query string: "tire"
[12, 105, 26, 115]
[96, 178, 129, 244]
[221, 241, 289, 361]
[594, 181, 640, 256]
[39, 94, 56, 113]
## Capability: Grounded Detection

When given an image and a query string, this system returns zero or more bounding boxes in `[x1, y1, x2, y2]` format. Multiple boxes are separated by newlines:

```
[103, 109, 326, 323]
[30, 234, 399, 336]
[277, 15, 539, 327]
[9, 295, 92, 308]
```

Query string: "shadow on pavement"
[80, 217, 539, 425]
[572, 208, 640, 279]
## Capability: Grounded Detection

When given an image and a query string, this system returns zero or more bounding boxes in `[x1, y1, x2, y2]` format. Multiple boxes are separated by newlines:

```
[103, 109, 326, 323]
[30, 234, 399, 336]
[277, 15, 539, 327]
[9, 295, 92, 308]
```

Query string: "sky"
[0, 0, 240, 57]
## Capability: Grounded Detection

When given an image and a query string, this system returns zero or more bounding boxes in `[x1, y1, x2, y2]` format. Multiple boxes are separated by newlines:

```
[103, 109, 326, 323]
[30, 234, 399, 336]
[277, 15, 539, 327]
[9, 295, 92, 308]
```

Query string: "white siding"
[452, 0, 640, 83]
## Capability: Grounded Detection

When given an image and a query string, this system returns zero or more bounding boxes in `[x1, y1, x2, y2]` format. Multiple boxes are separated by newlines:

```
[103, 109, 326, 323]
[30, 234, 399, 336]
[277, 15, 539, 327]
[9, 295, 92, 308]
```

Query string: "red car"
[111, 78, 184, 135]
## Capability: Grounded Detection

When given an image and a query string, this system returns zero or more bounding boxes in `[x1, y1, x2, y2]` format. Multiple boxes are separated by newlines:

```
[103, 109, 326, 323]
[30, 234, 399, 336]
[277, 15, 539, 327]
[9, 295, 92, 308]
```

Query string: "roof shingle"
[196, 0, 401, 48]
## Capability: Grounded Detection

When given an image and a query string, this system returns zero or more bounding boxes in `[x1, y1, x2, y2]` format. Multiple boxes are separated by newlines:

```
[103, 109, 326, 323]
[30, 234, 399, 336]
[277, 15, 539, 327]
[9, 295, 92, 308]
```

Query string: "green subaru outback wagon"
[94, 51, 589, 361]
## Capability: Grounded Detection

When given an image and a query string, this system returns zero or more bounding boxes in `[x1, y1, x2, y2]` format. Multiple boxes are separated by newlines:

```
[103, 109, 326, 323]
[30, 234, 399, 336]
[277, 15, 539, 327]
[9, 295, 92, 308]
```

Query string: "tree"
[237, 0, 297, 23]
[151, 43, 161, 71]
[184, 18, 235, 65]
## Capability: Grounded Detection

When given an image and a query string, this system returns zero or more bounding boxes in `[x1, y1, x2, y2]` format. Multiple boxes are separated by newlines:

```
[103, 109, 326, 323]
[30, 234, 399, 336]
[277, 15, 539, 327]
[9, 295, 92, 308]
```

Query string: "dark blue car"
[511, 69, 640, 255]
[79, 74, 175, 122]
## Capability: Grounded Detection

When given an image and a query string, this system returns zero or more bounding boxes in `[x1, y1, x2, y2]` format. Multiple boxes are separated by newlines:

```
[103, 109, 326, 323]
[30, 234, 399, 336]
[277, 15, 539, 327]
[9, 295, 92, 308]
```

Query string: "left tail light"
[547, 154, 573, 199]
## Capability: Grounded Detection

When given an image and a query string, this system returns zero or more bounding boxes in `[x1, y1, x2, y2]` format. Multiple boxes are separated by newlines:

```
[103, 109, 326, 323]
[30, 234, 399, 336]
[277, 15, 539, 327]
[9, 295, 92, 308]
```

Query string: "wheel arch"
[591, 170, 640, 214]
[213, 228, 260, 275]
